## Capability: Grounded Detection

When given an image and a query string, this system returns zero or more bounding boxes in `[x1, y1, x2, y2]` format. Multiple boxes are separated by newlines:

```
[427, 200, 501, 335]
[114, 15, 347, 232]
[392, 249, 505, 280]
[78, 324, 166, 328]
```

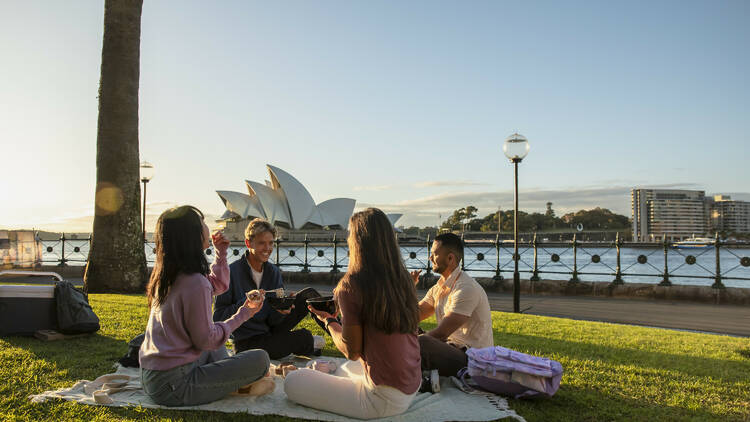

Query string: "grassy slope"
[0, 293, 748, 422]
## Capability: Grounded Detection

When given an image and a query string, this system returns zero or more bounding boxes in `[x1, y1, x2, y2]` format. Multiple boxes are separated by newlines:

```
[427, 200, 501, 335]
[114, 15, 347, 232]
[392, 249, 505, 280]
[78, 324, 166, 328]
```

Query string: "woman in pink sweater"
[139, 205, 271, 406]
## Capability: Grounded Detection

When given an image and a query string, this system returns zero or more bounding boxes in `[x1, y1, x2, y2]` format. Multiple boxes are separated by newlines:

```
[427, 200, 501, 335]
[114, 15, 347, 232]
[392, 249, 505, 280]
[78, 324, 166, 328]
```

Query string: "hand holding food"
[246, 289, 265, 306]
[307, 305, 336, 322]
[211, 230, 231, 250]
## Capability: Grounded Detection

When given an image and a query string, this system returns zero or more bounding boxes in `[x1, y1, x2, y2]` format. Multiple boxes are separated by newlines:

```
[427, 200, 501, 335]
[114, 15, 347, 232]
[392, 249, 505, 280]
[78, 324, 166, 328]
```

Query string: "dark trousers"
[234, 287, 323, 359]
[419, 334, 468, 377]
[235, 328, 314, 360]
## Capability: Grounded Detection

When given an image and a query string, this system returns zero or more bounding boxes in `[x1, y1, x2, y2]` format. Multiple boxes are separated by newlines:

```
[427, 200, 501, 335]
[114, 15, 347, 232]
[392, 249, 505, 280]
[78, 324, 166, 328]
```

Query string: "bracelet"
[325, 317, 340, 329]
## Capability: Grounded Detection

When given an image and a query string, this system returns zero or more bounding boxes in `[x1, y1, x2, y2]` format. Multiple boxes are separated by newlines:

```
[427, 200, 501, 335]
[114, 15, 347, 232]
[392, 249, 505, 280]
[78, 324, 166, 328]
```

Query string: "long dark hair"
[146, 205, 209, 307]
[336, 208, 419, 334]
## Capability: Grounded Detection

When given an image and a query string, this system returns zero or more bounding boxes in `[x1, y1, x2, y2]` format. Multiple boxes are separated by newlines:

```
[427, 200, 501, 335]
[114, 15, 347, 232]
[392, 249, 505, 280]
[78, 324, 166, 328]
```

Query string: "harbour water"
[39, 240, 750, 288]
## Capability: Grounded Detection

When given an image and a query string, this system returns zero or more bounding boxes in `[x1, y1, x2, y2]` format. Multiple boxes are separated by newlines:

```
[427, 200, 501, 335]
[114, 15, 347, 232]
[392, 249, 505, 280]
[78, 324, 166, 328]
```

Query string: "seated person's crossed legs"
[418, 334, 468, 377]
[234, 287, 324, 358]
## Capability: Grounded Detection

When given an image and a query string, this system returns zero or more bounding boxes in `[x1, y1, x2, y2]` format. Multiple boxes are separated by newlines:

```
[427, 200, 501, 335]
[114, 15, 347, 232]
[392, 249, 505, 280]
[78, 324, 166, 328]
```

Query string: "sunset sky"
[1, 0, 748, 232]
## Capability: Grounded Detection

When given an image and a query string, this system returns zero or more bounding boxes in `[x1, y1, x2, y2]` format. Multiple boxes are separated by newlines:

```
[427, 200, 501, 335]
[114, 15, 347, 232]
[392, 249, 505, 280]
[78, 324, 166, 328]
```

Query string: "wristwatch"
[325, 317, 340, 329]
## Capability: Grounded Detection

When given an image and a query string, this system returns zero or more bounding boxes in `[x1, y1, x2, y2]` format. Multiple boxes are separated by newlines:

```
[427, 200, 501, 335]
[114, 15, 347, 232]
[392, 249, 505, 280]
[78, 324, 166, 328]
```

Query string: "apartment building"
[708, 195, 750, 234]
[631, 189, 708, 241]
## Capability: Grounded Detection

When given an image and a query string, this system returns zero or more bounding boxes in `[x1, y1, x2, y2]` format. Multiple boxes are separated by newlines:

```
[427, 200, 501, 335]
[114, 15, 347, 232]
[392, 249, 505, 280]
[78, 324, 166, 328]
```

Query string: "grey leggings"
[141, 346, 270, 406]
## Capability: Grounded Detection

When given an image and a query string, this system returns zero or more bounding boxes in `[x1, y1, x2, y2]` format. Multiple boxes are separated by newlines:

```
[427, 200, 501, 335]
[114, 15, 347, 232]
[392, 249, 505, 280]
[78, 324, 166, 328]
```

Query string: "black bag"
[54, 281, 100, 334]
[118, 333, 145, 368]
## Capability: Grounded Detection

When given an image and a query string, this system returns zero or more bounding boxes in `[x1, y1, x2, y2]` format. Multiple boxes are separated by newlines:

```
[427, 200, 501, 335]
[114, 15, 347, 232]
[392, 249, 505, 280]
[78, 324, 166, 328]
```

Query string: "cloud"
[367, 184, 750, 227]
[353, 185, 394, 192]
[412, 181, 488, 188]
[385, 186, 632, 214]
[353, 180, 488, 192]
[358, 185, 635, 227]
[25, 200, 211, 233]
[632, 182, 702, 189]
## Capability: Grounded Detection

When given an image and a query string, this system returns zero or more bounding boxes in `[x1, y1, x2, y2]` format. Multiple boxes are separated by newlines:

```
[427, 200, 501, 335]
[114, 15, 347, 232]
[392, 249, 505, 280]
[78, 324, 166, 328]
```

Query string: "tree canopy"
[438, 205, 630, 232]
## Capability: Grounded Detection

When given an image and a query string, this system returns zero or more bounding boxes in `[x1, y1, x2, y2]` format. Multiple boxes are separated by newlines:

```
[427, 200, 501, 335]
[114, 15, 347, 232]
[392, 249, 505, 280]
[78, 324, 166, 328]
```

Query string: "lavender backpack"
[459, 346, 563, 398]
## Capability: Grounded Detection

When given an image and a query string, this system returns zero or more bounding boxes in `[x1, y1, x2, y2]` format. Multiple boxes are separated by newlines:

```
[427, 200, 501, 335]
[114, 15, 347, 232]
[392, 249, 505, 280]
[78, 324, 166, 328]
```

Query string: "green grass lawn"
[1, 293, 748, 421]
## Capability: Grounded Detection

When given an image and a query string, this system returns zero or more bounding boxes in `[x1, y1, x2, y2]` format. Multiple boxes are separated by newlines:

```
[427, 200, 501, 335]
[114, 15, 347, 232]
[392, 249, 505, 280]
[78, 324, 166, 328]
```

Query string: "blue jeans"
[141, 346, 270, 406]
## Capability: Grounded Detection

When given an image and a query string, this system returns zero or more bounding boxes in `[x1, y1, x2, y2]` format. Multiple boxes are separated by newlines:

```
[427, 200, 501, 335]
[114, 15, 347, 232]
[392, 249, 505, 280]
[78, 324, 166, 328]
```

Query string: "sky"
[1, 0, 748, 232]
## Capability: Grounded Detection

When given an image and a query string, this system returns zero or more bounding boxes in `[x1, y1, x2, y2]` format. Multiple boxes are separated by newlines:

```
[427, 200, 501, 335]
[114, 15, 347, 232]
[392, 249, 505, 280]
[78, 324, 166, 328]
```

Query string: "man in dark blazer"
[213, 218, 323, 359]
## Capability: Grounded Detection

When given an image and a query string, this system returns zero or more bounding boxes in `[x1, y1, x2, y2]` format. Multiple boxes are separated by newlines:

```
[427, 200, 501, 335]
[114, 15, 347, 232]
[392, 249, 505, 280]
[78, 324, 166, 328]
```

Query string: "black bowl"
[267, 296, 296, 311]
[306, 296, 336, 315]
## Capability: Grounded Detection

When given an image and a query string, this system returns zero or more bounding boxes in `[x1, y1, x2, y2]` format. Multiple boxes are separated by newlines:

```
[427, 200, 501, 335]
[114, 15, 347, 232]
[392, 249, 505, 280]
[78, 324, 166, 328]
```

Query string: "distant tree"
[441, 209, 462, 230]
[84, 0, 147, 293]
[441, 205, 478, 231]
[479, 212, 499, 232]
[545, 202, 555, 217]
[464, 206, 478, 221]
[440, 206, 629, 234]
[462, 206, 478, 230]
[560, 207, 630, 230]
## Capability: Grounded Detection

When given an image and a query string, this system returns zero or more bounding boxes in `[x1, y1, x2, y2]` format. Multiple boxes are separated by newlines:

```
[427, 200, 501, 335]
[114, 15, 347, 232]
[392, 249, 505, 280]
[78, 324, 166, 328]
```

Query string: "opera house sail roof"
[217, 165, 358, 230]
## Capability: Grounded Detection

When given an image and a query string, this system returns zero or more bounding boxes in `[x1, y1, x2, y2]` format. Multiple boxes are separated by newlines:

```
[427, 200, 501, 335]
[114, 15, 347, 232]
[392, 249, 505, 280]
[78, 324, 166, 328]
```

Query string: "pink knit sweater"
[139, 248, 251, 370]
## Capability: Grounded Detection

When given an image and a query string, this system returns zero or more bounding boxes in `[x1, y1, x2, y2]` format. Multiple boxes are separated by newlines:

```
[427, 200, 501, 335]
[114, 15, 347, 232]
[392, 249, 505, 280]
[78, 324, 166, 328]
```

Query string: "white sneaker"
[313, 335, 326, 350]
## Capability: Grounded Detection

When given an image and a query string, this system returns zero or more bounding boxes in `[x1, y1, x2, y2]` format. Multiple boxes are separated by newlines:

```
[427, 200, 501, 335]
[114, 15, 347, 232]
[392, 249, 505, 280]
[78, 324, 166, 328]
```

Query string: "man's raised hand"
[410, 269, 422, 286]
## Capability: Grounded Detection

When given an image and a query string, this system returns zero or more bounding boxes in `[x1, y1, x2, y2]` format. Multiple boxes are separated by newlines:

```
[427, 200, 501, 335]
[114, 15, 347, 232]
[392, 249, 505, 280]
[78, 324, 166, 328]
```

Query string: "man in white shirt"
[412, 233, 493, 377]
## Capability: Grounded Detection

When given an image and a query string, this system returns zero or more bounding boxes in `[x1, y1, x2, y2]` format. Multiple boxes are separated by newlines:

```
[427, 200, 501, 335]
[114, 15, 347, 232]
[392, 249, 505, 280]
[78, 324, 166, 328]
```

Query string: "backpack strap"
[451, 367, 483, 394]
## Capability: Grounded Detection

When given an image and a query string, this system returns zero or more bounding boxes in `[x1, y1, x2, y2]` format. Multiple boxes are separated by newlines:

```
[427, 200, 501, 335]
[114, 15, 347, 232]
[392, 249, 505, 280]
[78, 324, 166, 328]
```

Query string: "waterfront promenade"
[282, 282, 750, 337]
[4, 275, 746, 337]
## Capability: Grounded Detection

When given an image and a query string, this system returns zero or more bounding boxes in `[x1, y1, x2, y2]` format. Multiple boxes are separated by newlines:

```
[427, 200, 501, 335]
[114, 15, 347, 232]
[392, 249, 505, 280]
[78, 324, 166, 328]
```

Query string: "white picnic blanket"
[30, 357, 524, 422]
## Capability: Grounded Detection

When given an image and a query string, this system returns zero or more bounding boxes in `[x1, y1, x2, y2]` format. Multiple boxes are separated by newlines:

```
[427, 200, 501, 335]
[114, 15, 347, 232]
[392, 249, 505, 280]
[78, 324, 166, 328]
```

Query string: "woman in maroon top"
[284, 208, 422, 419]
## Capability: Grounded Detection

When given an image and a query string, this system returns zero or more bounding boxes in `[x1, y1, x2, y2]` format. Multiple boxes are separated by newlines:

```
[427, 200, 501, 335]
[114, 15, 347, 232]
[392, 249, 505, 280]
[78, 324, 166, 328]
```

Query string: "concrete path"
[285, 283, 750, 337]
[3, 275, 748, 337]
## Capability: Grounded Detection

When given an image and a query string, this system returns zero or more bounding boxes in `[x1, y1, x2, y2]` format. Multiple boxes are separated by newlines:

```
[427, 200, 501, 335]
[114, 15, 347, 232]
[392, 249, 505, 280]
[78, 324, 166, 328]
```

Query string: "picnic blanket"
[30, 357, 525, 421]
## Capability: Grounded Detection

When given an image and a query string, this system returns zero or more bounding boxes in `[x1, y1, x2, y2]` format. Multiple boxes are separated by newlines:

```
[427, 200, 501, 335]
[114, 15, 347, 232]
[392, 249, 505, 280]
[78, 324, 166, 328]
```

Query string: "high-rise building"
[631, 189, 708, 241]
[708, 195, 750, 234]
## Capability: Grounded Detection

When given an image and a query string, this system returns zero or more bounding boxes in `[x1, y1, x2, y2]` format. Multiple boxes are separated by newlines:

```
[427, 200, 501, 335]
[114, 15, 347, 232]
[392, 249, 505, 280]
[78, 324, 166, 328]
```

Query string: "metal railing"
[35, 233, 750, 288]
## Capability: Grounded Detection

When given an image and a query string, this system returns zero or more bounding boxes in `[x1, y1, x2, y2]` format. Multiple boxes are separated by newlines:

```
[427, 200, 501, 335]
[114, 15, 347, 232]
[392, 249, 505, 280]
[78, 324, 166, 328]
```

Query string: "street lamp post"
[140, 161, 155, 243]
[503, 133, 530, 313]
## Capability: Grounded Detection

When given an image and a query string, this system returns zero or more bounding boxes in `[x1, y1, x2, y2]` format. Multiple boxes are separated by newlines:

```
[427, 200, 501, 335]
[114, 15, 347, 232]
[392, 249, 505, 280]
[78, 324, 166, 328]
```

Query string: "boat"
[673, 236, 714, 249]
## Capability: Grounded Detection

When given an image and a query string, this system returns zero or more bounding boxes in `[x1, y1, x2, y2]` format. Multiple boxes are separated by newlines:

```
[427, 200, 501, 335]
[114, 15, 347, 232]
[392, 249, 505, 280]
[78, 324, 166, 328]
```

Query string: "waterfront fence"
[33, 233, 750, 288]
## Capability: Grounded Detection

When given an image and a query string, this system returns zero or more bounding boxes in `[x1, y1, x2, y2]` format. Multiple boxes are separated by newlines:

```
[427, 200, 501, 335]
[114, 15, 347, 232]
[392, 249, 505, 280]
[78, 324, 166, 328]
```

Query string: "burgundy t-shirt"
[335, 283, 421, 395]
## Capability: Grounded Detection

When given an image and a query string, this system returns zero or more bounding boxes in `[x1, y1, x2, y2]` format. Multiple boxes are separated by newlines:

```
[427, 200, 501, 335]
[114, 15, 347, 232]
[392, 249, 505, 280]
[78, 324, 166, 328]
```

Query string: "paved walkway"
[285, 283, 750, 337]
[3, 275, 748, 337]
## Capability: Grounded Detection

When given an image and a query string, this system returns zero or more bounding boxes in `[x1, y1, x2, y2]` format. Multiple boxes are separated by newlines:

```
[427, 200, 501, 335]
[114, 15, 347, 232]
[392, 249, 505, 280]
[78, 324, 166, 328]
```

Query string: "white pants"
[284, 360, 417, 420]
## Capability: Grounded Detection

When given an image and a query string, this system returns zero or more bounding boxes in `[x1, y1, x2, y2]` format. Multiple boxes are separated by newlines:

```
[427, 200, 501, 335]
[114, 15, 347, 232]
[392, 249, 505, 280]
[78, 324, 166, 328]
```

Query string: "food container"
[306, 296, 336, 314]
[267, 296, 295, 311]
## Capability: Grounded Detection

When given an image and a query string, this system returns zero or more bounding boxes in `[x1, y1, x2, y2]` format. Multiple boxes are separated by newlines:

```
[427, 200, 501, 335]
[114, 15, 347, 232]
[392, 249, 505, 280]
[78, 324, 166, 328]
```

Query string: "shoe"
[419, 369, 440, 393]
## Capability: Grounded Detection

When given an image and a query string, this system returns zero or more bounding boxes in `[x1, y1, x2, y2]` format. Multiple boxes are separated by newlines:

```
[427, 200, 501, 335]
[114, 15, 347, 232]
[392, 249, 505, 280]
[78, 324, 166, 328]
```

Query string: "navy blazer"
[213, 252, 285, 341]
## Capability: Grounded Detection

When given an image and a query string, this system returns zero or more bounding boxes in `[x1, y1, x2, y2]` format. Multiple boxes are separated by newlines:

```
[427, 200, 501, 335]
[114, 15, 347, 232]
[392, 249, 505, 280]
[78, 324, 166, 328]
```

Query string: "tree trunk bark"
[84, 0, 147, 293]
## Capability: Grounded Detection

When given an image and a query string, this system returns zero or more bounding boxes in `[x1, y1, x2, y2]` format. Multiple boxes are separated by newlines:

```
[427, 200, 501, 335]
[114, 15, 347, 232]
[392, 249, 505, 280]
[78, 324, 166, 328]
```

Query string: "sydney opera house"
[216, 165, 401, 236]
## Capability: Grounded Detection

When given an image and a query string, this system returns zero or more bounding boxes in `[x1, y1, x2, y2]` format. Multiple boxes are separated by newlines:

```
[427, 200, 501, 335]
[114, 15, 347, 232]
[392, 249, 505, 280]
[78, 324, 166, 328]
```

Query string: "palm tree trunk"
[84, 0, 146, 293]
